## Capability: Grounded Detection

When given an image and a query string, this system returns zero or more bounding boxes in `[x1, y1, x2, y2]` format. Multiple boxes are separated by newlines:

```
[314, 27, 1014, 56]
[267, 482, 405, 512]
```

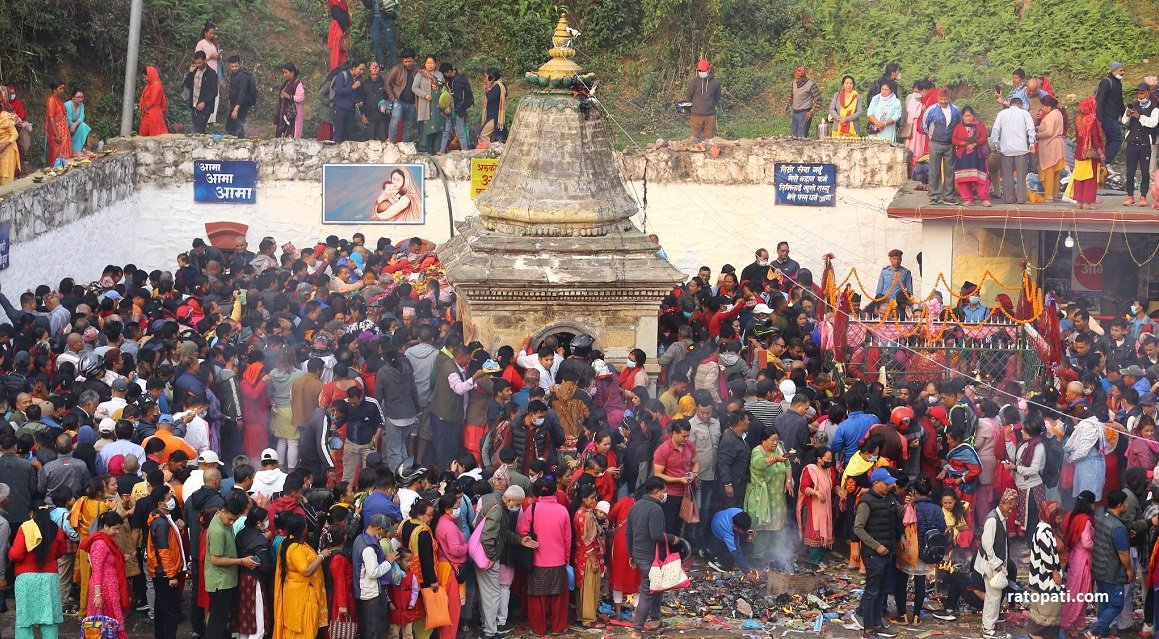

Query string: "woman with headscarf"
[1035, 95, 1066, 202]
[138, 66, 169, 136]
[84, 512, 130, 639]
[1006, 413, 1046, 538]
[1064, 413, 1106, 502]
[0, 111, 20, 185]
[828, 75, 861, 138]
[1027, 501, 1064, 639]
[1072, 97, 1105, 209]
[905, 80, 938, 169]
[1061, 491, 1096, 629]
[9, 505, 67, 639]
[940, 425, 982, 527]
[591, 359, 628, 428]
[326, 0, 351, 71]
[239, 351, 272, 461]
[276, 63, 304, 138]
[675, 394, 696, 421]
[44, 80, 72, 166]
[64, 87, 91, 154]
[796, 446, 835, 568]
[951, 106, 993, 206]
[371, 167, 423, 223]
[866, 79, 902, 142]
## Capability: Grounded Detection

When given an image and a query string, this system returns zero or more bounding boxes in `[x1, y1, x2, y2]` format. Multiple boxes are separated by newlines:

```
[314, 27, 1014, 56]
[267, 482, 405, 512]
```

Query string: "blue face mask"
[868, 455, 879, 463]
[683, 311, 693, 320]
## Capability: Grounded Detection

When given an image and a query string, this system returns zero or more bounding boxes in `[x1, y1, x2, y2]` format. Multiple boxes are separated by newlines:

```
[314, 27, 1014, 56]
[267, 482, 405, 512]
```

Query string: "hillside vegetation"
[2, 0, 1157, 164]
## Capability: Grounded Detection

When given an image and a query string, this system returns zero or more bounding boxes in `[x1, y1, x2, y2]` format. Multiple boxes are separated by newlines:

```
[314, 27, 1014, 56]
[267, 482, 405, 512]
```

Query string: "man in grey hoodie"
[404, 324, 439, 465]
[686, 59, 721, 142]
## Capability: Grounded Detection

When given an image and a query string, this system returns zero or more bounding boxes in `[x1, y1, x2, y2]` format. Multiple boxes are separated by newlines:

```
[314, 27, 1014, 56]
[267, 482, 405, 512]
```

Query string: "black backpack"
[1040, 437, 1064, 489]
[919, 527, 947, 564]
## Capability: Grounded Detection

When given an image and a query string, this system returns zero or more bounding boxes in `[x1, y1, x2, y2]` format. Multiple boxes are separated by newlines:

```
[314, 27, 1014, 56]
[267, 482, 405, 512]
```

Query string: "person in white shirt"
[182, 450, 226, 497]
[95, 378, 131, 420]
[355, 514, 397, 639]
[179, 395, 212, 456]
[516, 342, 560, 391]
[252, 449, 288, 499]
[989, 97, 1037, 205]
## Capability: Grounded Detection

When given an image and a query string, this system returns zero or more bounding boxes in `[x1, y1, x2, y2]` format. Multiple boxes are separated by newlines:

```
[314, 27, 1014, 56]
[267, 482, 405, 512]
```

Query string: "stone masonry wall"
[0, 152, 136, 242]
[117, 134, 499, 185]
[620, 137, 908, 188]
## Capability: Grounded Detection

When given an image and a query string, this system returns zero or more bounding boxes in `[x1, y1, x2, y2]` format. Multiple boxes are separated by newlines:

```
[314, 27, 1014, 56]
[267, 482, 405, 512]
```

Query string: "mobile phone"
[994, 84, 1002, 94]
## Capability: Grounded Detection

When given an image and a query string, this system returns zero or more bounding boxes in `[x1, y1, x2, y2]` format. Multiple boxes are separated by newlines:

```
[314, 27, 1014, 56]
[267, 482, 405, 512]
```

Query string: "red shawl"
[1062, 511, 1091, 552]
[80, 531, 131, 610]
[617, 366, 637, 392]
[1074, 97, 1104, 162]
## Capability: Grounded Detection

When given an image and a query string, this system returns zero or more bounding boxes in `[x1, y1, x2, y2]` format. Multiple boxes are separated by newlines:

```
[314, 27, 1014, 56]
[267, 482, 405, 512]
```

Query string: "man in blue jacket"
[921, 87, 962, 205]
[333, 60, 366, 144]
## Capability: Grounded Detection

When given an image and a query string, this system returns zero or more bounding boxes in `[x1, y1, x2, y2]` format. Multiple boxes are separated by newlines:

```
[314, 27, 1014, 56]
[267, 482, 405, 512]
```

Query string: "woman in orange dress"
[45, 80, 72, 166]
[138, 66, 169, 136]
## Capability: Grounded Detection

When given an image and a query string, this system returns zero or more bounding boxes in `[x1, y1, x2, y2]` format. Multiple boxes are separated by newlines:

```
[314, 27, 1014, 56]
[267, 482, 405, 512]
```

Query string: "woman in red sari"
[1072, 97, 1104, 209]
[607, 495, 639, 622]
[138, 66, 169, 136]
[571, 485, 608, 629]
[576, 432, 619, 503]
[45, 80, 72, 166]
[239, 353, 272, 462]
[326, 0, 351, 71]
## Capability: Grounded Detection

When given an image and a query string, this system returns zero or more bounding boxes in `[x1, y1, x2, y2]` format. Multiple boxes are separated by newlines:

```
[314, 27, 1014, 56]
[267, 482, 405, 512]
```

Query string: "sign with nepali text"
[470, 158, 500, 199]
[194, 160, 258, 204]
[774, 163, 837, 207]
[0, 222, 9, 271]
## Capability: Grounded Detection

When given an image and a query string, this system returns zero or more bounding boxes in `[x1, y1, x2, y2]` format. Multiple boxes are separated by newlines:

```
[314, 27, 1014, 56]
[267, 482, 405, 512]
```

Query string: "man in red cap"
[686, 59, 721, 142]
[789, 66, 822, 138]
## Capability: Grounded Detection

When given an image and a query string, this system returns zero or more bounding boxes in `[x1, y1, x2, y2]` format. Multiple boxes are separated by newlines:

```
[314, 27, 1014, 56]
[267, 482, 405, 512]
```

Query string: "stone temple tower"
[436, 13, 684, 365]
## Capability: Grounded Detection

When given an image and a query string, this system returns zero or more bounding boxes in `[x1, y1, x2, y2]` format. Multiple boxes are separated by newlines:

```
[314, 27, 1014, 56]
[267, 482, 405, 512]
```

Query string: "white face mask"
[969, 296, 980, 305]
[165, 498, 177, 511]
[757, 259, 769, 267]
[507, 504, 520, 512]
[452, 508, 461, 519]
[625, 360, 637, 369]
[660, 492, 668, 503]
[697, 71, 709, 79]
[533, 417, 545, 426]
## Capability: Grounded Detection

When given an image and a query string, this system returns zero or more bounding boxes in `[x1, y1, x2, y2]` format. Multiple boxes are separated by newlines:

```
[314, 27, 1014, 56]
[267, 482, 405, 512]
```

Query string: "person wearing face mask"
[797, 447, 836, 569]
[685, 59, 721, 143]
[232, 506, 273, 639]
[626, 477, 683, 639]
[476, 485, 539, 639]
[1096, 62, 1127, 165]
[617, 348, 651, 396]
[147, 486, 189, 639]
[354, 513, 398, 639]
[740, 249, 773, 295]
[960, 292, 990, 323]
[1120, 81, 1159, 206]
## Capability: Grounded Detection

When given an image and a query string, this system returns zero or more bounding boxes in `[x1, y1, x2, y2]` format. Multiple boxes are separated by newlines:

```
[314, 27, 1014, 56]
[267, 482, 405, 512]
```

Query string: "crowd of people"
[0, 231, 1156, 639]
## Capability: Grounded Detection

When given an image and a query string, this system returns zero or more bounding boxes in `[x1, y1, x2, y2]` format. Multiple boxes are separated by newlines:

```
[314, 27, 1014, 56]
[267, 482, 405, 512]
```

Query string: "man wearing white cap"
[252, 449, 287, 500]
[183, 450, 225, 497]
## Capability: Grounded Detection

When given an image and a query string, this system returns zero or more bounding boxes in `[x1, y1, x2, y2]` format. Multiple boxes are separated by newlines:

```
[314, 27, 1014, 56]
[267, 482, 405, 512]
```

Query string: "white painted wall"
[4, 176, 913, 296]
[629, 183, 921, 291]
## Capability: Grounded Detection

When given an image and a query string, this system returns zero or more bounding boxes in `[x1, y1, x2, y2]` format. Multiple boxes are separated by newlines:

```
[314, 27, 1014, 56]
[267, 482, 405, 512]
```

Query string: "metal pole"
[119, 0, 145, 136]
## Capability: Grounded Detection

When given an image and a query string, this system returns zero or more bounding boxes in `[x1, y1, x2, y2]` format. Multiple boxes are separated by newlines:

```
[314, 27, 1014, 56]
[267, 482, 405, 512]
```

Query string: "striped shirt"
[745, 398, 783, 433]
[1029, 522, 1063, 593]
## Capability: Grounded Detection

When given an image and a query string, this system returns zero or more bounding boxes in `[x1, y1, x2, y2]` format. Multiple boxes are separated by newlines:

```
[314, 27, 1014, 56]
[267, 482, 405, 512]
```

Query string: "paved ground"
[0, 543, 1135, 639]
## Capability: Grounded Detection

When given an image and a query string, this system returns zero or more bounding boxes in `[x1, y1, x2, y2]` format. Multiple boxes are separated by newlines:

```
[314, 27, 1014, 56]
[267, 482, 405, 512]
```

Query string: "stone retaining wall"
[116, 134, 499, 185]
[620, 137, 908, 188]
[0, 152, 136, 242]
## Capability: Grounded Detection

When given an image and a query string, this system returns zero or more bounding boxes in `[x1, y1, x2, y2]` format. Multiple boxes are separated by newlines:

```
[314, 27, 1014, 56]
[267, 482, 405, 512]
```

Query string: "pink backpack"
[468, 503, 500, 570]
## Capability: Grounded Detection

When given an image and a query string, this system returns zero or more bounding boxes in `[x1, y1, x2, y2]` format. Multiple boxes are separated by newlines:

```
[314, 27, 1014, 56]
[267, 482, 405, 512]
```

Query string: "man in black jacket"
[716, 411, 751, 508]
[183, 51, 219, 134]
[438, 63, 473, 153]
[626, 478, 683, 635]
[1096, 62, 1127, 164]
[226, 55, 257, 138]
[853, 469, 903, 638]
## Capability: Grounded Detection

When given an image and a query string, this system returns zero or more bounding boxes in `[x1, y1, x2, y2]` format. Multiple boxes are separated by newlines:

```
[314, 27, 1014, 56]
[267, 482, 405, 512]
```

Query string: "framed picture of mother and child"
[321, 163, 426, 224]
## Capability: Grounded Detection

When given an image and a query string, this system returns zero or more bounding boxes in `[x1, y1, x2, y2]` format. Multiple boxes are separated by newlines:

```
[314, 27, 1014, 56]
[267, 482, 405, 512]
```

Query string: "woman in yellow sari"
[839, 435, 886, 569]
[0, 111, 20, 185]
[827, 75, 862, 138]
[274, 513, 332, 639]
[70, 475, 125, 613]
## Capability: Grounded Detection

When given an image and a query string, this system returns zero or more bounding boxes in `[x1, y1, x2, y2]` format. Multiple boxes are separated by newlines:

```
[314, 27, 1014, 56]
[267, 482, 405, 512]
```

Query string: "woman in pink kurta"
[1060, 493, 1095, 630]
[82, 514, 130, 639]
[434, 495, 467, 639]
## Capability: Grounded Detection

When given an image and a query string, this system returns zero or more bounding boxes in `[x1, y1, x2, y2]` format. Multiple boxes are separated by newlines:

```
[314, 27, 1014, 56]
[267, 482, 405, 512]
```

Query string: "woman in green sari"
[745, 427, 794, 569]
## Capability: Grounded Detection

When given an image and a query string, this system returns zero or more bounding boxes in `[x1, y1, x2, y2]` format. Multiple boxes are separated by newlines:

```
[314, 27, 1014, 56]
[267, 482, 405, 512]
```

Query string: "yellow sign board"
[470, 158, 500, 199]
